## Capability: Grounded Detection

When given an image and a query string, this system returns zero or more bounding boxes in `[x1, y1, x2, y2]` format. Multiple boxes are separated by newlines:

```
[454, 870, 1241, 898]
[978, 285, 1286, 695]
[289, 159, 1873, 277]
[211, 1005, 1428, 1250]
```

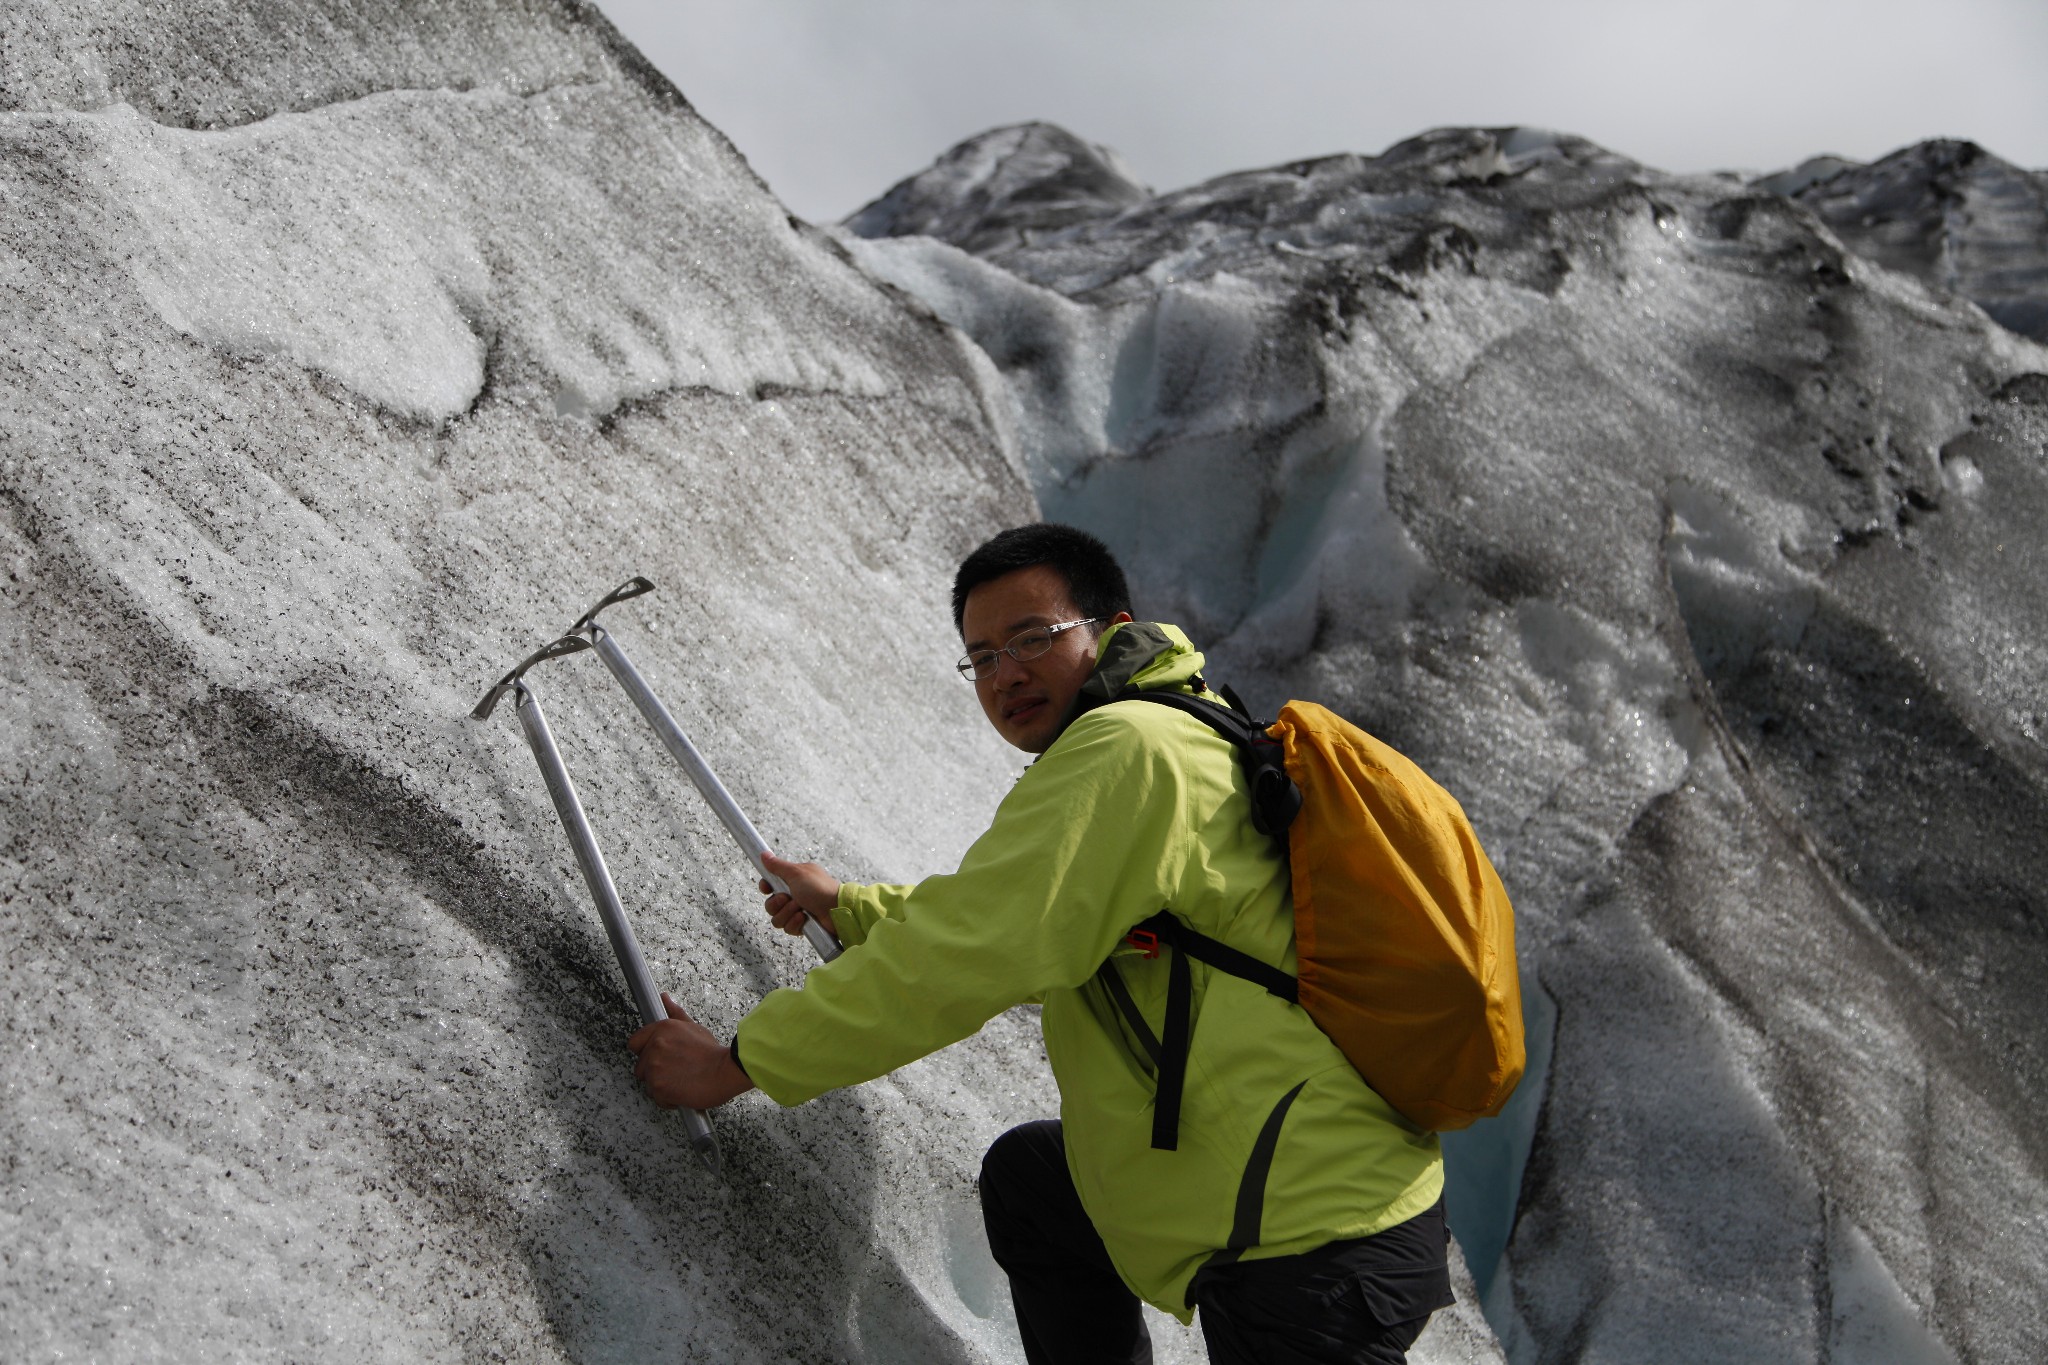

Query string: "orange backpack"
[1117, 689, 1524, 1143]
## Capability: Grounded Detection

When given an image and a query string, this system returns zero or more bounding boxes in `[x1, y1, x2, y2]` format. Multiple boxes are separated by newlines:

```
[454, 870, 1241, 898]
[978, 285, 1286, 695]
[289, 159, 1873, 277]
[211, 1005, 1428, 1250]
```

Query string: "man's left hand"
[629, 993, 755, 1110]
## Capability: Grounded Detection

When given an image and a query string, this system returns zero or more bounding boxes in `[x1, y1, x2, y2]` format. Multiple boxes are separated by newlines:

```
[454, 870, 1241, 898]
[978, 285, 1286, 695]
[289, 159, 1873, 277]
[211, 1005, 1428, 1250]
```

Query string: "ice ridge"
[1756, 139, 2048, 344]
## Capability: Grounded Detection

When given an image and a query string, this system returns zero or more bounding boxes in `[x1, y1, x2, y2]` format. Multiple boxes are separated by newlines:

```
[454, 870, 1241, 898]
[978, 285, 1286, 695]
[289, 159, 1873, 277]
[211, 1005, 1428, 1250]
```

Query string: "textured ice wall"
[846, 124, 2048, 1363]
[0, 4, 1118, 1361]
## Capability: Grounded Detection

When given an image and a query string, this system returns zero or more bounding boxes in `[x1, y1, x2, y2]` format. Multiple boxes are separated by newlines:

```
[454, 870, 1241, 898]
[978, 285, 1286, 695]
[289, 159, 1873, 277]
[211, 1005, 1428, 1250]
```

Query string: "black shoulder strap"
[1101, 683, 1307, 1149]
[1114, 689, 1303, 837]
[1113, 686, 1266, 745]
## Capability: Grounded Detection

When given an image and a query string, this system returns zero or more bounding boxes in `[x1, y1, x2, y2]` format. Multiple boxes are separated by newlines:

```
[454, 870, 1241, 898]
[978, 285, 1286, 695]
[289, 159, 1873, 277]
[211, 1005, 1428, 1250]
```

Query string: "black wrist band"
[728, 1036, 749, 1079]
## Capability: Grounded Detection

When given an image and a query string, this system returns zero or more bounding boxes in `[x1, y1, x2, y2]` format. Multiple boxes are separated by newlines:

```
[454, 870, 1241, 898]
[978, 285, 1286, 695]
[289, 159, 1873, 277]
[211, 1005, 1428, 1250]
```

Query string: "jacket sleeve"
[832, 882, 914, 948]
[735, 709, 1192, 1105]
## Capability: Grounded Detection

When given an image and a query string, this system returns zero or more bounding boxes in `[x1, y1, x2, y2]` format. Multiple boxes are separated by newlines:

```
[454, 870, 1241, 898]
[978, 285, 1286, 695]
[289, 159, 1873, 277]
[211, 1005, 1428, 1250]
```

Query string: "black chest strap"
[1119, 911, 1298, 1150]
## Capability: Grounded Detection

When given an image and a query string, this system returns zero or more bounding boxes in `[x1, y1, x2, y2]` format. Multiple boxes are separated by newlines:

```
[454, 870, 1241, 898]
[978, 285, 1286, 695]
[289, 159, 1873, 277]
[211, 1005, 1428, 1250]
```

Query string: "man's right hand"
[760, 851, 839, 940]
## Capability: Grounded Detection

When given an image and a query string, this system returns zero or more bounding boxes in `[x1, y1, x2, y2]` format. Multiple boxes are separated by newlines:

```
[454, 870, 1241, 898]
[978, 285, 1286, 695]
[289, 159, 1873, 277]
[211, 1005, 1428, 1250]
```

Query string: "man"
[630, 524, 1454, 1363]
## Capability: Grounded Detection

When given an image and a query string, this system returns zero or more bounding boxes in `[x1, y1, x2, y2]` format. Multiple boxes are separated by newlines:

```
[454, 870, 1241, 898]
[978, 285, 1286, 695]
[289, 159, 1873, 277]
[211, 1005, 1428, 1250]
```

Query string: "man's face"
[959, 564, 1122, 754]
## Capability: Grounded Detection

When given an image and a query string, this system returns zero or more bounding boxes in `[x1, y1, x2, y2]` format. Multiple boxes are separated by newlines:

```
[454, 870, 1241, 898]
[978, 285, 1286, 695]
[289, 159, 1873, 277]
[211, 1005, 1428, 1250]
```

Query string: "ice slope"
[845, 123, 2048, 1363]
[0, 3, 1104, 1361]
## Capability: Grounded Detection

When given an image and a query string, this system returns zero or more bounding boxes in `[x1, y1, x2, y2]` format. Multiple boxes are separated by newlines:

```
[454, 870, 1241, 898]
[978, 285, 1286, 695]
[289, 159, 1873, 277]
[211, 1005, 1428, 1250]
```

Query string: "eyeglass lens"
[960, 627, 1056, 680]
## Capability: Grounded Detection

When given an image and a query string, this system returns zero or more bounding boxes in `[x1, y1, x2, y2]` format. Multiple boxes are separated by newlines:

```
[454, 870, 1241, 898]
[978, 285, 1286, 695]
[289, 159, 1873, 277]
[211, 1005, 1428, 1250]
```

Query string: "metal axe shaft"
[512, 678, 722, 1171]
[585, 622, 843, 964]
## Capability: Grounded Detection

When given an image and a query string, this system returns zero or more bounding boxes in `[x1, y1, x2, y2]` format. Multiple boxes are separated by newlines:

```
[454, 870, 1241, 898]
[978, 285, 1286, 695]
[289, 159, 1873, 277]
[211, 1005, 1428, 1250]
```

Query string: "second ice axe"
[570, 578, 843, 964]
[471, 635, 721, 1171]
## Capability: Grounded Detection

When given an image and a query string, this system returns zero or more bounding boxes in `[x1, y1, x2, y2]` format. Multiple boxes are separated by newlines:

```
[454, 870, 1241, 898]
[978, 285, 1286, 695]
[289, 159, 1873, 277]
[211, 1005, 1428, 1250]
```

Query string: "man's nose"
[989, 647, 1031, 688]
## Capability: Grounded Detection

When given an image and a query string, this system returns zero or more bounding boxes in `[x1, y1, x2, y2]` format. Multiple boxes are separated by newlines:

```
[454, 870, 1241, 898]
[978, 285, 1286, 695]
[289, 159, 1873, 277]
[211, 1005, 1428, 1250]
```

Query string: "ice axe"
[568, 577, 843, 964]
[472, 636, 722, 1171]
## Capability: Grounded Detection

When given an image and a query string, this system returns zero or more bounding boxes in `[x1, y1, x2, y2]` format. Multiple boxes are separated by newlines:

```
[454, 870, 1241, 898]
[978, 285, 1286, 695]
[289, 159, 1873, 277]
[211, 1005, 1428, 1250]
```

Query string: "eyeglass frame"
[955, 617, 1107, 681]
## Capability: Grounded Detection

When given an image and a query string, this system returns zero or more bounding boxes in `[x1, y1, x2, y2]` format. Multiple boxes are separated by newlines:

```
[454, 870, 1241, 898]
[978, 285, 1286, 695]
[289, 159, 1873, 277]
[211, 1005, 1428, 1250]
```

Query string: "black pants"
[978, 1120, 1454, 1365]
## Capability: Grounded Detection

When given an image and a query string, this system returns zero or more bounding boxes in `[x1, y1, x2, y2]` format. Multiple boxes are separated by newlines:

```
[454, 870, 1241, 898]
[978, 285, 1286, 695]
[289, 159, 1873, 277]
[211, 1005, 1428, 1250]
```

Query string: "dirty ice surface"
[6, 3, 2046, 1362]
[2, 3, 1054, 1362]
[846, 122, 2048, 1362]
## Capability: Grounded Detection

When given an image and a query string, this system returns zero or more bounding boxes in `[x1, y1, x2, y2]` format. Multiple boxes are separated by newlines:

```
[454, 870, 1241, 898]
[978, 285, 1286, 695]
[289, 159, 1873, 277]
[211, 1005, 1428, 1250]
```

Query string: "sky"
[597, 0, 2048, 223]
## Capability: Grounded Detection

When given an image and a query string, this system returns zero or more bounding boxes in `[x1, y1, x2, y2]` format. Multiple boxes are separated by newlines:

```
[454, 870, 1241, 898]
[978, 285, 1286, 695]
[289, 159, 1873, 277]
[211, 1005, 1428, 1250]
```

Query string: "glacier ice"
[847, 122, 2048, 1362]
[5, 4, 2047, 1364]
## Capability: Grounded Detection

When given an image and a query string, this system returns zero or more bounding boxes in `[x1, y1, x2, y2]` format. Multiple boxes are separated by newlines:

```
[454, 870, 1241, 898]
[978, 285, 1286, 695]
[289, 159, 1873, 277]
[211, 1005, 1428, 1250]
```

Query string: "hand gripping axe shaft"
[568, 578, 843, 964]
[472, 636, 722, 1171]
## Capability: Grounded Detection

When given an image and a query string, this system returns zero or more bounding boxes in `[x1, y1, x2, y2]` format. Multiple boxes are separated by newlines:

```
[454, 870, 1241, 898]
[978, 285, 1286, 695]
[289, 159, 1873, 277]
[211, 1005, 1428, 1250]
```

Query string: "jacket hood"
[1079, 621, 1206, 700]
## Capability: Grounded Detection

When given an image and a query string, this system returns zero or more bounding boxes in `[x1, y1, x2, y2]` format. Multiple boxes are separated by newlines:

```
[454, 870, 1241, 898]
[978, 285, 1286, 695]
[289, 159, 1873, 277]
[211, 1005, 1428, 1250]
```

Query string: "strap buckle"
[1125, 929, 1161, 959]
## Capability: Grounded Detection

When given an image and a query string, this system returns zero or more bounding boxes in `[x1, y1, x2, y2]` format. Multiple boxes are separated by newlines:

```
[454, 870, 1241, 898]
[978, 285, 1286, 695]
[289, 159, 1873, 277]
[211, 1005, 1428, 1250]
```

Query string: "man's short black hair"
[953, 523, 1133, 635]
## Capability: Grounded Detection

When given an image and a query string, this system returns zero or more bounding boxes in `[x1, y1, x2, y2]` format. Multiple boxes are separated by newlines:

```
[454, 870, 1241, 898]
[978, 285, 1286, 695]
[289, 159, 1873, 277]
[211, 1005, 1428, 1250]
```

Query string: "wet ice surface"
[847, 124, 2048, 1362]
[6, 5, 2046, 1363]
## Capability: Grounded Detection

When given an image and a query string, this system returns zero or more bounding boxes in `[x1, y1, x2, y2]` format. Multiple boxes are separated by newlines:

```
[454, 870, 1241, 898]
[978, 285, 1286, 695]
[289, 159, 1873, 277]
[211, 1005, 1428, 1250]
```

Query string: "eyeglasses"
[955, 618, 1105, 681]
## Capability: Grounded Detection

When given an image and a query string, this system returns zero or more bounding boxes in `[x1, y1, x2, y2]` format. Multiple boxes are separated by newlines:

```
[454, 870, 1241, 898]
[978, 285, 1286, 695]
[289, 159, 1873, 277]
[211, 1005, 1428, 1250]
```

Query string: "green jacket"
[736, 623, 1443, 1318]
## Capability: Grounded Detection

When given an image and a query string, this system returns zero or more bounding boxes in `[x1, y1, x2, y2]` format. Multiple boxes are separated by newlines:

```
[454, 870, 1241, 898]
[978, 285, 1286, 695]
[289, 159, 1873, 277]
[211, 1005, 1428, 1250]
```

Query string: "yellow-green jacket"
[735, 623, 1443, 1319]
